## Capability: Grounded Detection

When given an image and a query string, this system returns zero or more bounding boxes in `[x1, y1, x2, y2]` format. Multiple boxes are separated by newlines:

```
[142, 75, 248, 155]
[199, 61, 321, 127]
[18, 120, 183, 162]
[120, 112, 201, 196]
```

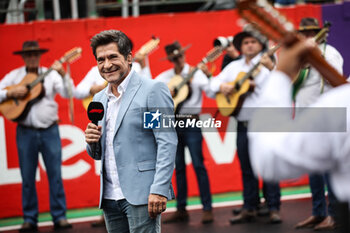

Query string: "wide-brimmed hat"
[298, 17, 321, 32]
[233, 30, 267, 53]
[162, 41, 191, 61]
[13, 40, 48, 55]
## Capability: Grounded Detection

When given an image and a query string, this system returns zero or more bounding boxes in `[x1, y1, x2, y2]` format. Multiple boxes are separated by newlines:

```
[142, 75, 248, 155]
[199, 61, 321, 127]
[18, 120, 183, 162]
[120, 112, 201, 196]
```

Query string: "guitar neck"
[28, 67, 54, 90]
[175, 46, 224, 91]
[314, 23, 330, 44]
[307, 47, 347, 87]
[237, 60, 261, 87]
[27, 56, 67, 90]
[266, 43, 281, 57]
[238, 44, 280, 85]
[175, 66, 199, 91]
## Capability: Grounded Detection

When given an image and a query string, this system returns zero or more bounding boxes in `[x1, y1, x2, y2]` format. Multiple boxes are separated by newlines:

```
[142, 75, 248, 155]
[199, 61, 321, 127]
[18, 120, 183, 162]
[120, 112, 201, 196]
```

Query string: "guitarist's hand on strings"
[260, 53, 275, 71]
[276, 38, 316, 80]
[51, 60, 66, 78]
[6, 86, 28, 99]
[134, 52, 147, 68]
[219, 83, 235, 96]
[198, 63, 212, 78]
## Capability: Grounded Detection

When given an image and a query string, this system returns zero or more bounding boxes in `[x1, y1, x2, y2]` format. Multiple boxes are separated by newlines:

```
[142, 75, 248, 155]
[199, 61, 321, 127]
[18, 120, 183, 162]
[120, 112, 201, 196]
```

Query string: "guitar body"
[216, 71, 254, 117]
[0, 73, 44, 121]
[82, 96, 93, 110]
[167, 75, 191, 111]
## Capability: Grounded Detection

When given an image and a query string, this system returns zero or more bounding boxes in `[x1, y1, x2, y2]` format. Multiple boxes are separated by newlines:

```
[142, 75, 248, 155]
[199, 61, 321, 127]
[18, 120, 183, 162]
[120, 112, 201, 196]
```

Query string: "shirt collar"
[242, 52, 263, 66]
[172, 63, 189, 76]
[105, 69, 134, 98]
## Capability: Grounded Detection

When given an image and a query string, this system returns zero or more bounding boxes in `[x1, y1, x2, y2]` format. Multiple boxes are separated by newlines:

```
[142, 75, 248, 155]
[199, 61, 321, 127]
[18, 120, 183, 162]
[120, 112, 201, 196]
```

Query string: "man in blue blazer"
[84, 30, 177, 233]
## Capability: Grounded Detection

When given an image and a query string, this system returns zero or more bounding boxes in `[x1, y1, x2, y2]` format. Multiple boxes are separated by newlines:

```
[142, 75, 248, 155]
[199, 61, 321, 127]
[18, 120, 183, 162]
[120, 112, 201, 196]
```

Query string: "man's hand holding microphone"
[85, 102, 104, 156]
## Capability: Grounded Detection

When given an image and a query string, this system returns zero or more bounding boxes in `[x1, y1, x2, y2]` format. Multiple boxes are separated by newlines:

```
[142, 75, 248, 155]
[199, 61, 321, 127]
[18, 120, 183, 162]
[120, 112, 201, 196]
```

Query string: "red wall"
[0, 6, 320, 218]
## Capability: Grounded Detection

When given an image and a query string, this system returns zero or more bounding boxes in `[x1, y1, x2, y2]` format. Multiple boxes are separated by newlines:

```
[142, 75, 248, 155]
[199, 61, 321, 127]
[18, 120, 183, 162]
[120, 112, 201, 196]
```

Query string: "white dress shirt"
[209, 53, 271, 121]
[155, 63, 211, 115]
[103, 69, 133, 201]
[295, 43, 343, 107]
[74, 63, 152, 99]
[0, 66, 73, 128]
[248, 70, 350, 206]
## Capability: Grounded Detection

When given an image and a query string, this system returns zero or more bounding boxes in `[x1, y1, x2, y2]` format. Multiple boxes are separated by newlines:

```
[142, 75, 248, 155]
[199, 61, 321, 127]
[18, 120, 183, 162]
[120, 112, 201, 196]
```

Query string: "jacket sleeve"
[147, 81, 177, 197]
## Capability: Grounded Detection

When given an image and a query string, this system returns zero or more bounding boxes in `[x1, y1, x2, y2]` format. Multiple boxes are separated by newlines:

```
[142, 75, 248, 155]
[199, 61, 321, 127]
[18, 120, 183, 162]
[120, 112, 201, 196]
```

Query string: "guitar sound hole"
[235, 83, 240, 90]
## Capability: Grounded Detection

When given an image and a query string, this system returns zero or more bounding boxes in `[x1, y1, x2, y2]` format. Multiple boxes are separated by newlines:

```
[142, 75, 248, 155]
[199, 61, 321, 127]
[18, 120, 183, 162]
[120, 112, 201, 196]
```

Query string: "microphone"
[87, 101, 104, 125]
[87, 101, 104, 156]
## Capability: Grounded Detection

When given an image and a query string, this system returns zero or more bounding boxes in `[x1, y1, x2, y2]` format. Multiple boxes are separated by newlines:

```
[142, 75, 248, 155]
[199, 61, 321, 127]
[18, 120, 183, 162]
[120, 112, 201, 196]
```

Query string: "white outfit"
[73, 66, 105, 99]
[74, 62, 152, 99]
[295, 43, 343, 107]
[155, 63, 212, 115]
[209, 52, 271, 121]
[248, 70, 350, 206]
[0, 66, 74, 128]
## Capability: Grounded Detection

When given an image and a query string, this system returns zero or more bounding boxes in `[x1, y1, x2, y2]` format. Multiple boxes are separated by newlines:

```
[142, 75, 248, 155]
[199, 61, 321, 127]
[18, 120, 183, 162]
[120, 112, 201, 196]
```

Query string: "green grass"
[0, 185, 311, 227]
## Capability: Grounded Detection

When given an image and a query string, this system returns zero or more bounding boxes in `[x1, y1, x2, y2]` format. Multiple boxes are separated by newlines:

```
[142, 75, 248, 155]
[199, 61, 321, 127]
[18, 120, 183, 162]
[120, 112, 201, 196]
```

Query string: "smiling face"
[96, 42, 132, 86]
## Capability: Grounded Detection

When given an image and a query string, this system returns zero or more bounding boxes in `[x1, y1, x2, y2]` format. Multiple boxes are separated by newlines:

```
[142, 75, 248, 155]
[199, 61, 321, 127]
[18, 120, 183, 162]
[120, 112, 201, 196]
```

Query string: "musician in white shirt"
[0, 41, 73, 231]
[289, 18, 344, 231]
[155, 41, 214, 224]
[208, 29, 282, 224]
[248, 37, 350, 211]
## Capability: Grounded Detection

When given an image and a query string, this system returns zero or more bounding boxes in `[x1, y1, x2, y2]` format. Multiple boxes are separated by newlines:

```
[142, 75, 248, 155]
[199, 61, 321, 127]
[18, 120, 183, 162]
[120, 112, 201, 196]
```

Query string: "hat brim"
[161, 44, 191, 61]
[298, 26, 321, 32]
[13, 48, 49, 55]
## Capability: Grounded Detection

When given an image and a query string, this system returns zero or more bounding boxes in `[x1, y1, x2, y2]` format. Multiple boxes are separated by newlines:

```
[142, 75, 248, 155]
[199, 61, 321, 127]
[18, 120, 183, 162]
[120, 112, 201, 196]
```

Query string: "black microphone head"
[87, 101, 104, 124]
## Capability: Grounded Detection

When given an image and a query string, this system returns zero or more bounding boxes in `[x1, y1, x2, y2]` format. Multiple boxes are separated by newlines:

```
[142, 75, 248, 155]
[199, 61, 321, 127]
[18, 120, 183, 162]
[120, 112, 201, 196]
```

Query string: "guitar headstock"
[237, 0, 294, 43]
[60, 47, 82, 64]
[137, 37, 160, 55]
[202, 46, 224, 64]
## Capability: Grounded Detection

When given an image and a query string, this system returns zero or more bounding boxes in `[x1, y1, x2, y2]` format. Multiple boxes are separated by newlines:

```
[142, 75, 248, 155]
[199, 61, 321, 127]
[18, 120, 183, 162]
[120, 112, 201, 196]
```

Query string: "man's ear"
[127, 53, 133, 64]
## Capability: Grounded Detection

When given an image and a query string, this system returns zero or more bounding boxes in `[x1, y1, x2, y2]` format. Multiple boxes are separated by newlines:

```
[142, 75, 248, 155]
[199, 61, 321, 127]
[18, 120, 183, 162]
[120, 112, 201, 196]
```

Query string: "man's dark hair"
[90, 30, 132, 60]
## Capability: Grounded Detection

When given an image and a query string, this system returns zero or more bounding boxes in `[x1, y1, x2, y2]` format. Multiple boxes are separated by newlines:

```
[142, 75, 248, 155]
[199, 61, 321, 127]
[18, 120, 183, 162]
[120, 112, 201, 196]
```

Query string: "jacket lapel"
[114, 72, 142, 136]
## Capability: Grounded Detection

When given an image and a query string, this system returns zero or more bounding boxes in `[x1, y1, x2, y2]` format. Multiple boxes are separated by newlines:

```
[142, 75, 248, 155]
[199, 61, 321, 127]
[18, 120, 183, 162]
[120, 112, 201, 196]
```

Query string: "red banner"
[0, 6, 320, 218]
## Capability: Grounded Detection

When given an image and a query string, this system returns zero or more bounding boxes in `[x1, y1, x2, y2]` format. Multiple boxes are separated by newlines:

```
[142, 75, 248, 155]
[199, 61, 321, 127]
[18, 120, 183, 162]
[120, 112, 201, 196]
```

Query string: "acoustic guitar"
[81, 37, 160, 110]
[0, 47, 82, 122]
[236, 0, 347, 87]
[216, 43, 280, 117]
[168, 46, 224, 112]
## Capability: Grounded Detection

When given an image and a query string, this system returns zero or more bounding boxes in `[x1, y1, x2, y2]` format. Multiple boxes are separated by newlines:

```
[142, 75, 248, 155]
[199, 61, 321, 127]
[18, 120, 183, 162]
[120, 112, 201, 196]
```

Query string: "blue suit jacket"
[87, 71, 177, 207]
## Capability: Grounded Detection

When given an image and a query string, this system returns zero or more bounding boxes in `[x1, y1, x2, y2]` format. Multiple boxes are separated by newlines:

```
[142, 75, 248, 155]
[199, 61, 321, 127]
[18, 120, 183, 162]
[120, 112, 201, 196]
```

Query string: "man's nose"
[103, 59, 112, 69]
